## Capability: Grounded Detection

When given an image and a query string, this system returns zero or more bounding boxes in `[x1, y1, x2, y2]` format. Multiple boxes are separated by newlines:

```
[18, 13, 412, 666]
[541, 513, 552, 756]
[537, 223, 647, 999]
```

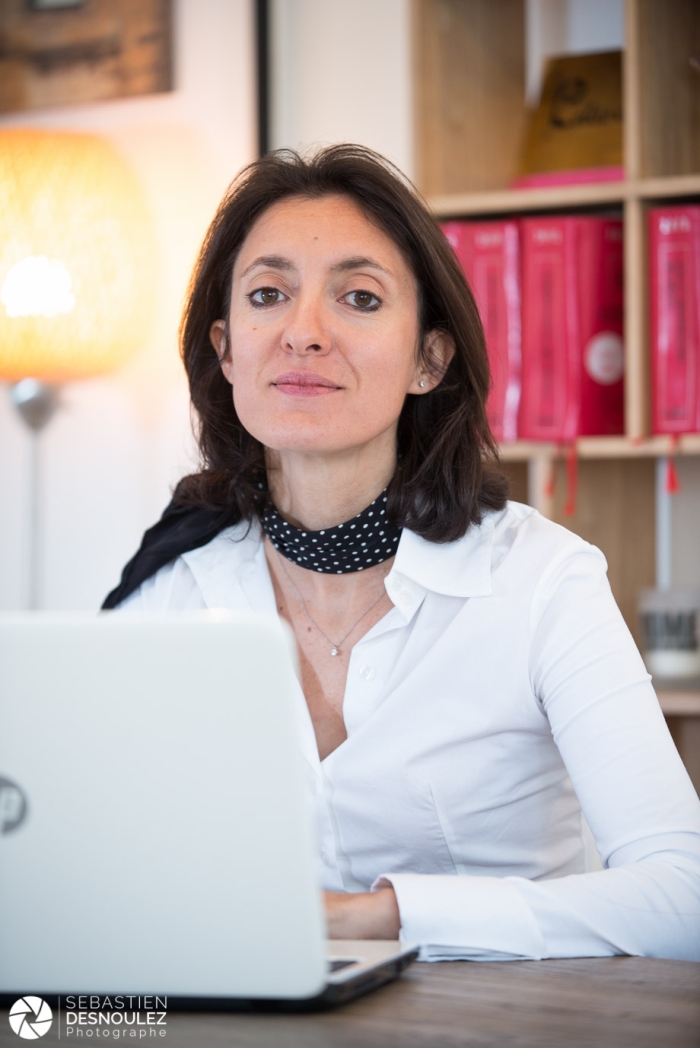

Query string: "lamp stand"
[10, 379, 60, 611]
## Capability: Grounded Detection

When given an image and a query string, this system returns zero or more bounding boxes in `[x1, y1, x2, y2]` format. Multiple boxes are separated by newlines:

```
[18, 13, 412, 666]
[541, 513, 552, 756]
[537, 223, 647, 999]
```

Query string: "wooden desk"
[161, 958, 700, 1048]
[2, 959, 698, 1046]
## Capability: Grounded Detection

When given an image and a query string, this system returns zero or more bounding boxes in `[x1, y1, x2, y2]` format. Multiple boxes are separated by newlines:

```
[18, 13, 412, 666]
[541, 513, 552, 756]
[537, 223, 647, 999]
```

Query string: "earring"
[419, 380, 426, 388]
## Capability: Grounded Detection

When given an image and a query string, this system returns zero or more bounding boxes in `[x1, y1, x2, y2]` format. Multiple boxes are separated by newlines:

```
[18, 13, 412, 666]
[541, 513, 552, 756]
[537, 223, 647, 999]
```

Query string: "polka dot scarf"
[261, 489, 402, 573]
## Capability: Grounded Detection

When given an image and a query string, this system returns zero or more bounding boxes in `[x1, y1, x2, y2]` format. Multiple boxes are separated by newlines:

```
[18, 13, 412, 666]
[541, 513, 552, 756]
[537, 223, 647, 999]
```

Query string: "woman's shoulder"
[488, 500, 609, 598]
[397, 501, 605, 601]
[111, 519, 262, 612]
[494, 500, 600, 555]
[421, 499, 601, 565]
[494, 498, 607, 570]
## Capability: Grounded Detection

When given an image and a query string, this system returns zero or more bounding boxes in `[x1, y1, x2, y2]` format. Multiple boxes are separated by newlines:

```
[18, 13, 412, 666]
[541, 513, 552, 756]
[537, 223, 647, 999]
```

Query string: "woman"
[105, 145, 700, 960]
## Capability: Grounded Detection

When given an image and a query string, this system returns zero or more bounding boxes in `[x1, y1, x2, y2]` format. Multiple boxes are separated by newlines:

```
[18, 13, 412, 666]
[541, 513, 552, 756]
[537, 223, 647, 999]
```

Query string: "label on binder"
[649, 206, 700, 434]
[442, 220, 521, 442]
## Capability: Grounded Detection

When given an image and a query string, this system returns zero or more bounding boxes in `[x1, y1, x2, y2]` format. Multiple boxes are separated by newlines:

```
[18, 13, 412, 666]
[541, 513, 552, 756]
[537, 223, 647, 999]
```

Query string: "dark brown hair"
[176, 144, 507, 541]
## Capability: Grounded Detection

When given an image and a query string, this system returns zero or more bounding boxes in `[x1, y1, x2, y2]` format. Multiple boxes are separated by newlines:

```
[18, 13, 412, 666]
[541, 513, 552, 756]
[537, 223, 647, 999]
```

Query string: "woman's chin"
[262, 434, 366, 457]
[238, 401, 399, 460]
[255, 425, 389, 460]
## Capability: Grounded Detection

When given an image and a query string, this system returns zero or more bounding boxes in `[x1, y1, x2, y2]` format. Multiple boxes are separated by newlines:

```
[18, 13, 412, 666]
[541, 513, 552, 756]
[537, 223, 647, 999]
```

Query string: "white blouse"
[116, 501, 700, 962]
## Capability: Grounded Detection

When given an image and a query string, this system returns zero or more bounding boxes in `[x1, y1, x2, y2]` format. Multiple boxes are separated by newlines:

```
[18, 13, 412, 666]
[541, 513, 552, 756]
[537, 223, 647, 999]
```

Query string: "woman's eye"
[249, 287, 284, 307]
[345, 289, 381, 311]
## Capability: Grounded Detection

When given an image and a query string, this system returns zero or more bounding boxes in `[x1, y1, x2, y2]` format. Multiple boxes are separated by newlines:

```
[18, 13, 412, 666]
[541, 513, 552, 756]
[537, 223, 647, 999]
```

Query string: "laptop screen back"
[0, 612, 326, 999]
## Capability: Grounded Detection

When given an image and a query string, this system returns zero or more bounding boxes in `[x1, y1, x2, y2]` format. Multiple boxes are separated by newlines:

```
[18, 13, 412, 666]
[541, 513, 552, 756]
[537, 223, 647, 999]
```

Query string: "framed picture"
[0, 0, 172, 114]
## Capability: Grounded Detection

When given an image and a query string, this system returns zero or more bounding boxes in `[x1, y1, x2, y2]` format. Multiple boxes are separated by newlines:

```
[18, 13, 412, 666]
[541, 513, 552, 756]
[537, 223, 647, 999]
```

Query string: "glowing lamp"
[0, 129, 152, 385]
[0, 129, 153, 607]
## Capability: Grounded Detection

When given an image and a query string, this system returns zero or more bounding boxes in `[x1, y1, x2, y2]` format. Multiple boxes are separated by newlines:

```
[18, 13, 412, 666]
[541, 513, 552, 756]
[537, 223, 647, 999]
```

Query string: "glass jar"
[638, 588, 700, 685]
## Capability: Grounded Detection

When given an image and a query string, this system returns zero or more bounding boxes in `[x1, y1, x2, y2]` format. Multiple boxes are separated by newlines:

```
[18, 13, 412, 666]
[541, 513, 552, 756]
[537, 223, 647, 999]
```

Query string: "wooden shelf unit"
[415, 0, 700, 448]
[429, 175, 700, 221]
[412, 0, 700, 785]
[498, 434, 700, 463]
[414, 0, 700, 194]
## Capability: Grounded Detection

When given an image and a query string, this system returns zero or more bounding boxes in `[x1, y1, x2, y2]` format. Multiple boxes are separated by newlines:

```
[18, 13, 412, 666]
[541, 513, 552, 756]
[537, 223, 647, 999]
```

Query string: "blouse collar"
[182, 510, 500, 613]
[388, 512, 497, 600]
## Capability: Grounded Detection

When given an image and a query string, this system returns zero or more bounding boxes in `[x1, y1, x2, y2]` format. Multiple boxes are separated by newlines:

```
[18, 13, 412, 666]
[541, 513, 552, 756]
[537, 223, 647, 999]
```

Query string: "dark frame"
[255, 0, 270, 157]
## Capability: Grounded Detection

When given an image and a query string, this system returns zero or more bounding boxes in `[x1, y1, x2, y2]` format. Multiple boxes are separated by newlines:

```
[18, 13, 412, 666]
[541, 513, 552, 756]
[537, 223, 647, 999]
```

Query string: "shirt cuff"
[373, 873, 547, 961]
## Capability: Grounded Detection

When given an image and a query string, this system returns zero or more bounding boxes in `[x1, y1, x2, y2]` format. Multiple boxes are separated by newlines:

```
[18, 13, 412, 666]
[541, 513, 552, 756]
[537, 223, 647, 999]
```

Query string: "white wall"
[0, 0, 256, 610]
[269, 0, 413, 178]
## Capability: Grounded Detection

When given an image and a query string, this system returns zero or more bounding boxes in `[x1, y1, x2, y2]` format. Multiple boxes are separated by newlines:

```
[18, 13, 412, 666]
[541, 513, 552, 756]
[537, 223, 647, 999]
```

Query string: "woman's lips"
[273, 371, 341, 397]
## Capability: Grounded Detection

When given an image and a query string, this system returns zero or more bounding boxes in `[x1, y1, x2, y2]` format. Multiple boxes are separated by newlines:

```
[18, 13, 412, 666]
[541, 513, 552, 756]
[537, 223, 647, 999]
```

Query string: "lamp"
[0, 129, 153, 608]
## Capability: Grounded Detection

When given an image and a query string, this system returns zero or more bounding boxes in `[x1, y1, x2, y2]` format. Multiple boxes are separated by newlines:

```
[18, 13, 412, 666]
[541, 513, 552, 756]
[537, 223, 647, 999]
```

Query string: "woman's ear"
[410, 329, 456, 393]
[210, 320, 234, 384]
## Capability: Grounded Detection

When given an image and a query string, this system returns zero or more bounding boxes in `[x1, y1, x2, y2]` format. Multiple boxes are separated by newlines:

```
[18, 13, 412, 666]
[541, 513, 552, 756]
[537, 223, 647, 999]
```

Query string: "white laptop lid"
[0, 612, 328, 1000]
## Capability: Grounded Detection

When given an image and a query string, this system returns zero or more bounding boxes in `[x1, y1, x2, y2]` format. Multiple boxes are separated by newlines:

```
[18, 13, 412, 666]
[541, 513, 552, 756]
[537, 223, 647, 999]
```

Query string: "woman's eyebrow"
[241, 255, 295, 276]
[331, 256, 392, 275]
[240, 254, 392, 278]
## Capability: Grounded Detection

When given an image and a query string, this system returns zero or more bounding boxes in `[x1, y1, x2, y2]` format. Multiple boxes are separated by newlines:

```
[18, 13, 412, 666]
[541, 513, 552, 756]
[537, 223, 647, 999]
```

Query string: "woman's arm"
[324, 887, 400, 939]
[348, 547, 700, 960]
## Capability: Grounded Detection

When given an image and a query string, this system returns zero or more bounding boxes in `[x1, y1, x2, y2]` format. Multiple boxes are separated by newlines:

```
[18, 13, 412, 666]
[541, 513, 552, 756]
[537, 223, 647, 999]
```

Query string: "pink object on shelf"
[511, 166, 625, 190]
[649, 205, 700, 435]
[441, 219, 521, 442]
[518, 216, 625, 442]
[577, 218, 625, 436]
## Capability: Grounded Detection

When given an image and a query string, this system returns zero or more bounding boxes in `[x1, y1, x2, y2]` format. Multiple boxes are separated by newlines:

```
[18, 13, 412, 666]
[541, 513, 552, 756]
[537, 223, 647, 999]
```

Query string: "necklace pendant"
[330, 646, 340, 656]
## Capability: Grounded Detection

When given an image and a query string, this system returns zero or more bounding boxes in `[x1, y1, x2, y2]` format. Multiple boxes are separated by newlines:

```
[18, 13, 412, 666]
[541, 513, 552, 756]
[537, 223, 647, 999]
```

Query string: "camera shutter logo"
[9, 997, 52, 1039]
[0, 777, 27, 834]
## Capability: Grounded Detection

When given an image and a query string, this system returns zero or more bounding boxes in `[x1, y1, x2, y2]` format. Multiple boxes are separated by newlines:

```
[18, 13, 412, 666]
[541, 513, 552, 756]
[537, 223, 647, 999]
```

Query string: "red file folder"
[578, 218, 625, 435]
[518, 216, 624, 441]
[649, 206, 700, 434]
[442, 220, 521, 442]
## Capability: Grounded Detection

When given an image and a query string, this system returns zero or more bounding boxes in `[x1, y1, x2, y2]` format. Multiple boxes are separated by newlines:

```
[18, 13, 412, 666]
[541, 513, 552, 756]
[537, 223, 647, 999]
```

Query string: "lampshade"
[0, 129, 153, 383]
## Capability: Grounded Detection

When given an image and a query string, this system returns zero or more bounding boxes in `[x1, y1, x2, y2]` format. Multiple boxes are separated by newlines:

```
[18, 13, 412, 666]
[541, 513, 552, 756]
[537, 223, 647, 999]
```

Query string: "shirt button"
[359, 665, 376, 682]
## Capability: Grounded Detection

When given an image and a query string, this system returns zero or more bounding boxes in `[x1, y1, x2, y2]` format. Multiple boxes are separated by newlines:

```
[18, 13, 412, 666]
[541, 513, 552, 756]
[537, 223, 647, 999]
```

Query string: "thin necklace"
[273, 546, 387, 656]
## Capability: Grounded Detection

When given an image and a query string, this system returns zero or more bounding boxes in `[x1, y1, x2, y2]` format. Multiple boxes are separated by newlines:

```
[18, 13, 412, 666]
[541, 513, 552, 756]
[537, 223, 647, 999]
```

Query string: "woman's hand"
[324, 887, 401, 940]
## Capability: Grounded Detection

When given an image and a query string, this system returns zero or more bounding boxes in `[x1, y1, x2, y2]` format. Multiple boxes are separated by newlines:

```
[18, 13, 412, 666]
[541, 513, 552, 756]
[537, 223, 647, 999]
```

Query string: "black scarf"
[102, 491, 402, 608]
[101, 501, 237, 609]
[261, 489, 401, 573]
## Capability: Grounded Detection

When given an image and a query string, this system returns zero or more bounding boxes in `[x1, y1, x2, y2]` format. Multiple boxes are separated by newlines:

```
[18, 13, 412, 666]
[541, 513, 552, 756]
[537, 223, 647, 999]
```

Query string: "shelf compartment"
[632, 0, 700, 180]
[416, 0, 700, 196]
[414, 0, 528, 196]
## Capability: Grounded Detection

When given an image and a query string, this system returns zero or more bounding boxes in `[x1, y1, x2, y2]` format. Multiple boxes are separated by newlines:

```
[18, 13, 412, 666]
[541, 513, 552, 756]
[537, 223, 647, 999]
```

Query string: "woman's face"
[212, 194, 449, 461]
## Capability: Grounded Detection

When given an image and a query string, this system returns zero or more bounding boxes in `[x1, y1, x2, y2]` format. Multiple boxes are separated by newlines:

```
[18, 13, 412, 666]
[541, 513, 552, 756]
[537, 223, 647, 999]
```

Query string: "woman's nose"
[281, 294, 330, 355]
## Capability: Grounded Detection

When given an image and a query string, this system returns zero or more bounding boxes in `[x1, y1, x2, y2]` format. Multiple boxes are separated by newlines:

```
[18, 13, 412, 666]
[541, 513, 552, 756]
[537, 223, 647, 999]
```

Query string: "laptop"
[0, 612, 417, 1009]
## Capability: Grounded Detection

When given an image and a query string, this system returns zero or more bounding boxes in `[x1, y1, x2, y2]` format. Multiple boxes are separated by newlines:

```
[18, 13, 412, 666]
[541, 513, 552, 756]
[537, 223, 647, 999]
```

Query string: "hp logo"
[0, 777, 28, 834]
